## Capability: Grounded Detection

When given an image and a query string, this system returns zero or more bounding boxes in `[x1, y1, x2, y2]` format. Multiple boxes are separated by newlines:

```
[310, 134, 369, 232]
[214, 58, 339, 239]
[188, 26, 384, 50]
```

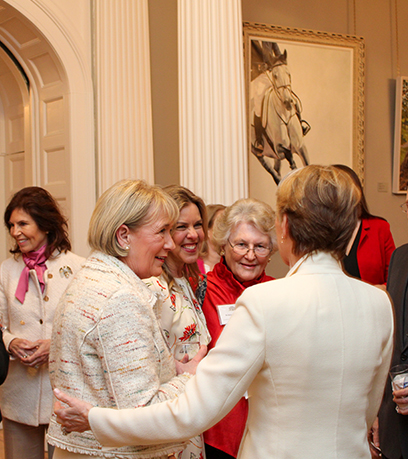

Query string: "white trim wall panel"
[178, 0, 247, 205]
[94, 0, 154, 193]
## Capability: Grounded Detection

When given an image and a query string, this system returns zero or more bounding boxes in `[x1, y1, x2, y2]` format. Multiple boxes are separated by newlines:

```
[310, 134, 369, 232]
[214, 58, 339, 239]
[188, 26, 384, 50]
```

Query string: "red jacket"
[202, 259, 274, 457]
[357, 217, 395, 285]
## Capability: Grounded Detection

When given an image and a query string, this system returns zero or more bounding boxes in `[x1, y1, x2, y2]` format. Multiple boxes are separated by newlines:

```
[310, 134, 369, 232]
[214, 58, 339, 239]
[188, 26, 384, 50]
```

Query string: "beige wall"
[241, 0, 408, 277]
[149, 0, 180, 187]
[151, 0, 408, 277]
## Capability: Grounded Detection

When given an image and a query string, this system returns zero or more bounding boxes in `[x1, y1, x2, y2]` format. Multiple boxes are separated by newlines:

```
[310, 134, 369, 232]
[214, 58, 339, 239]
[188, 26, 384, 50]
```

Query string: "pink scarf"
[15, 244, 48, 304]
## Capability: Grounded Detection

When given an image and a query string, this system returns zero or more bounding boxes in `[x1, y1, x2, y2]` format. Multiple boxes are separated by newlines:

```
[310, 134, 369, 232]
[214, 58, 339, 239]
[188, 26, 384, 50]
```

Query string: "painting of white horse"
[250, 40, 310, 185]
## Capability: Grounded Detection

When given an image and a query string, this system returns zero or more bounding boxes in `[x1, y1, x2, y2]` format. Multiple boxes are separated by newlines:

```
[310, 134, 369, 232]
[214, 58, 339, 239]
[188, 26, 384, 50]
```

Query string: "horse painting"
[250, 41, 310, 185]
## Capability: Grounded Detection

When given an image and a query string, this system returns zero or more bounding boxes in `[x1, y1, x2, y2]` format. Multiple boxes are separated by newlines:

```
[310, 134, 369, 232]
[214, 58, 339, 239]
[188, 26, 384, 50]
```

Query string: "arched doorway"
[0, 43, 29, 260]
[0, 0, 95, 257]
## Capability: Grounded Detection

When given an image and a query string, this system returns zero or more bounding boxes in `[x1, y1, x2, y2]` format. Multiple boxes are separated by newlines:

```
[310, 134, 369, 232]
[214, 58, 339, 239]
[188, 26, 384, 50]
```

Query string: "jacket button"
[48, 273, 53, 279]
[44, 296, 49, 302]
[402, 354, 407, 361]
[39, 319, 43, 324]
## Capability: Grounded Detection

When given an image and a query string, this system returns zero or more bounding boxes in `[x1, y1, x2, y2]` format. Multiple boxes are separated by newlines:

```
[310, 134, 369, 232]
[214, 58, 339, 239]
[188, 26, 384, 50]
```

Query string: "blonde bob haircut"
[88, 179, 179, 257]
[212, 198, 276, 253]
[276, 165, 361, 260]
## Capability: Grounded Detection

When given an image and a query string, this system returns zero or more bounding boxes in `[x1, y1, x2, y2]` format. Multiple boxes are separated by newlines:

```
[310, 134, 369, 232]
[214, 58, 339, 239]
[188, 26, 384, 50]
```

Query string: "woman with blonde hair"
[54, 166, 394, 459]
[144, 185, 211, 459]
[47, 179, 206, 459]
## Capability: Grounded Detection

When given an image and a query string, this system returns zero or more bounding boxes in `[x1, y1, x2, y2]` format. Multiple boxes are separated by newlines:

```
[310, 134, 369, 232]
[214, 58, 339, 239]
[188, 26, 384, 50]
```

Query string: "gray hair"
[212, 198, 276, 253]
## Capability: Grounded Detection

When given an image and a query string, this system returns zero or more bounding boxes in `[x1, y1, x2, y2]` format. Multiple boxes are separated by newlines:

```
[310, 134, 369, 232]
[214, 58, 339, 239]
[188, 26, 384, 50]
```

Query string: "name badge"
[217, 304, 235, 326]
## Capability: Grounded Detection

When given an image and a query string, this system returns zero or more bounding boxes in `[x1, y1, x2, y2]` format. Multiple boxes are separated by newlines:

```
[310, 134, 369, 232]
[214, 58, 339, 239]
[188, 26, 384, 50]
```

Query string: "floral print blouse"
[144, 275, 211, 459]
[144, 275, 211, 357]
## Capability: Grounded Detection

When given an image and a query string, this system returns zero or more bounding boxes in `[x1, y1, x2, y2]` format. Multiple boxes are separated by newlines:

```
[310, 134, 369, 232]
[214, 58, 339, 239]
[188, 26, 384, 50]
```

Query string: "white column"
[93, 0, 154, 194]
[178, 0, 247, 205]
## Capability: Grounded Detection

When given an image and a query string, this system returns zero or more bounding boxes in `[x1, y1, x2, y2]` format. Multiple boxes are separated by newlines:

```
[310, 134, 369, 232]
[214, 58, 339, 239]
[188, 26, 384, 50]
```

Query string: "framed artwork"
[392, 76, 408, 194]
[243, 22, 365, 205]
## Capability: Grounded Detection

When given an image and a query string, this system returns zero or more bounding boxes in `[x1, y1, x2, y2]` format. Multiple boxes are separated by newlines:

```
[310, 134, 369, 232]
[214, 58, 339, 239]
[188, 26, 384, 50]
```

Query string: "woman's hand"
[53, 388, 93, 433]
[25, 339, 50, 367]
[175, 344, 207, 375]
[8, 338, 37, 363]
[9, 338, 50, 367]
[393, 387, 408, 414]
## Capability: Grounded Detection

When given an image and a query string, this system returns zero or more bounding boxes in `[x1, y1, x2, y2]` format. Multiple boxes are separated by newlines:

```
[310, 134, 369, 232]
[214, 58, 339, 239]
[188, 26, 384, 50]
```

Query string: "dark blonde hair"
[88, 179, 179, 257]
[276, 165, 361, 260]
[200, 204, 226, 258]
[332, 164, 373, 219]
[212, 198, 276, 253]
[162, 185, 208, 287]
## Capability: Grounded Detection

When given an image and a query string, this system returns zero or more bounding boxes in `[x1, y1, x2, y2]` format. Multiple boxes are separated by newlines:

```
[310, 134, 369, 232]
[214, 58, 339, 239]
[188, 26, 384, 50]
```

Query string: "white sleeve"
[89, 292, 265, 447]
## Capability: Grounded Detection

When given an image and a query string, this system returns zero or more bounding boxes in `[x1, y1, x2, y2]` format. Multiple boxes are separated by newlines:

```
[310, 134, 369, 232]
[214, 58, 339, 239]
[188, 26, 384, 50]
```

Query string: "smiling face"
[8, 208, 48, 254]
[166, 203, 205, 277]
[224, 221, 271, 283]
[121, 216, 175, 279]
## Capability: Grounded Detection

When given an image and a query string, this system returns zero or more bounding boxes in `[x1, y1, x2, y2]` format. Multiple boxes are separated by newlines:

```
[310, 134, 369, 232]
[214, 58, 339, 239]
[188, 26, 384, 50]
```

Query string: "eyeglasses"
[401, 202, 408, 213]
[227, 239, 271, 257]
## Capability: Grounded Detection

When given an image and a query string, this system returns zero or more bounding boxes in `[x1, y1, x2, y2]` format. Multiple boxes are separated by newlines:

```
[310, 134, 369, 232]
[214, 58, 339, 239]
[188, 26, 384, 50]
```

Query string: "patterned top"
[145, 276, 211, 357]
[47, 252, 191, 458]
[144, 275, 211, 459]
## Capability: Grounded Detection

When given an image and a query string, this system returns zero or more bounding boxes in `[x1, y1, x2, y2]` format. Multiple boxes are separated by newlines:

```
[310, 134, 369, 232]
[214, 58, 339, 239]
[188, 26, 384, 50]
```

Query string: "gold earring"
[220, 250, 225, 256]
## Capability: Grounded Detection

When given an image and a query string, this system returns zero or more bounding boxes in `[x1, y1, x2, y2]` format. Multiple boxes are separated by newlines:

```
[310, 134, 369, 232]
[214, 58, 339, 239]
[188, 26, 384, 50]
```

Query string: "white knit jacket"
[47, 251, 191, 458]
[0, 250, 84, 425]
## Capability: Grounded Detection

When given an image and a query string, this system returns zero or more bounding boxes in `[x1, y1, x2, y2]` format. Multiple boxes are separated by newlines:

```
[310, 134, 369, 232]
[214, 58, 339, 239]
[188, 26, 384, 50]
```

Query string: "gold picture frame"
[392, 76, 408, 194]
[243, 22, 365, 193]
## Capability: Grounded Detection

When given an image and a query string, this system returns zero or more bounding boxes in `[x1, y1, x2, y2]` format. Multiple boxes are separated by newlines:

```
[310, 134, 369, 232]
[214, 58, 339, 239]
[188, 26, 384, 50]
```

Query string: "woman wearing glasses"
[53, 166, 394, 459]
[201, 198, 276, 459]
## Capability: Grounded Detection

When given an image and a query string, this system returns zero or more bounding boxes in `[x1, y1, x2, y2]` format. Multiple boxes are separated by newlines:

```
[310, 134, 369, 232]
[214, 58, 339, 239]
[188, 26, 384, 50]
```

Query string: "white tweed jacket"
[47, 251, 191, 458]
[0, 250, 84, 425]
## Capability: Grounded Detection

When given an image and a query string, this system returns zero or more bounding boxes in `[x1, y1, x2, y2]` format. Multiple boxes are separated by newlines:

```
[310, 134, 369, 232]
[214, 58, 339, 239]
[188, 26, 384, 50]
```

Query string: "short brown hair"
[276, 165, 361, 260]
[88, 180, 179, 257]
[4, 186, 71, 258]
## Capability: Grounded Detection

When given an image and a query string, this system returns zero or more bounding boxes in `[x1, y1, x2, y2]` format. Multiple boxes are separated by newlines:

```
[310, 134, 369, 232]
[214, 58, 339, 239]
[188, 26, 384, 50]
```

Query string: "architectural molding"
[178, 0, 247, 205]
[93, 0, 154, 193]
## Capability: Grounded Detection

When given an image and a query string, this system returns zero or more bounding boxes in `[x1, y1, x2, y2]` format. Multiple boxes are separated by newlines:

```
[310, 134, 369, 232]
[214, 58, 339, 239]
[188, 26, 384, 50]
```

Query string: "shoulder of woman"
[143, 275, 169, 292]
[0, 255, 23, 277]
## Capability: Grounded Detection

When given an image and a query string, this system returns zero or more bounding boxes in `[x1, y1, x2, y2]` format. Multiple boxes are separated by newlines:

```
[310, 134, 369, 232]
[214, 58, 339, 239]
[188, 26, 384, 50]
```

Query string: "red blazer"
[202, 259, 274, 457]
[357, 217, 395, 286]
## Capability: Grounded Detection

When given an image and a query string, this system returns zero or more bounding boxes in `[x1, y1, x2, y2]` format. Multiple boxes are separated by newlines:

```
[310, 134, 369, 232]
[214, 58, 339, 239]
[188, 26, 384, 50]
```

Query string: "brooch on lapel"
[59, 266, 73, 278]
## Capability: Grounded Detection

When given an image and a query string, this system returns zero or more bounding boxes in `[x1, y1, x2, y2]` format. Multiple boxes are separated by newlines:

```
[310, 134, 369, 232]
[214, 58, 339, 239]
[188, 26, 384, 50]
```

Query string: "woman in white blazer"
[53, 165, 394, 459]
[0, 187, 84, 459]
